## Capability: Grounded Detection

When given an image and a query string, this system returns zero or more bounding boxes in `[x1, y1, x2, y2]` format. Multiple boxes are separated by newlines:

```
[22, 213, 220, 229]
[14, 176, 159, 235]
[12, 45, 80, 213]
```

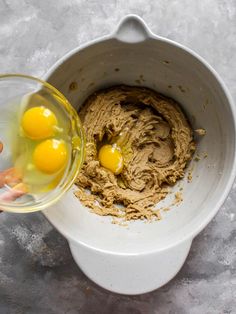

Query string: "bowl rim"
[43, 14, 236, 256]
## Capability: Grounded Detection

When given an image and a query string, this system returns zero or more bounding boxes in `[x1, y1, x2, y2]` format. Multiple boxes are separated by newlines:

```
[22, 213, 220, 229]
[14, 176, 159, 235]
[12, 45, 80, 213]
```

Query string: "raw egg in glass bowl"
[0, 74, 85, 213]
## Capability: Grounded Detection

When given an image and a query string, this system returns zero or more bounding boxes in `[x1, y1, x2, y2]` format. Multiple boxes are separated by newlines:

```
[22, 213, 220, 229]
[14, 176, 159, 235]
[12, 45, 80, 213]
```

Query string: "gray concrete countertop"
[0, 1, 235, 313]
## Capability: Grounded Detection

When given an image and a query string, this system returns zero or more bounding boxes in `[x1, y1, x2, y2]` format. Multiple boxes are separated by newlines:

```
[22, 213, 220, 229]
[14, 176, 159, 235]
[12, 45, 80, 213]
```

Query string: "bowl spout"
[114, 14, 152, 43]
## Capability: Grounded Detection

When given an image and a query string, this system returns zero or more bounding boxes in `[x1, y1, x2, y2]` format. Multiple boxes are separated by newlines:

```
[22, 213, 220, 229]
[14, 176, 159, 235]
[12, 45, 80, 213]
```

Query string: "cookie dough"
[75, 86, 195, 220]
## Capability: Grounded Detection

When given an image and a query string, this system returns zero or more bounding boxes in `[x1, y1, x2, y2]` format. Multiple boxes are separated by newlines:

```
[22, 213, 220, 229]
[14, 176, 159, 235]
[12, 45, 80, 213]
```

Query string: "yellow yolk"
[33, 139, 67, 174]
[22, 106, 58, 139]
[98, 144, 123, 175]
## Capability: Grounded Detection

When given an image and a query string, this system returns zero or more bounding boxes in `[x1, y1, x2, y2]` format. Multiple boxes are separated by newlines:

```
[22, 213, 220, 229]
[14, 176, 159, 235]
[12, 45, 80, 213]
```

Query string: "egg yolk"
[98, 144, 123, 175]
[33, 139, 67, 174]
[22, 106, 58, 139]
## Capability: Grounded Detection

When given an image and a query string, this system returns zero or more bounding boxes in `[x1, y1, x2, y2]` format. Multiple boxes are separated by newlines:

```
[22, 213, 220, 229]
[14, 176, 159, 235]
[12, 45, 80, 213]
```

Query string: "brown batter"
[75, 86, 195, 220]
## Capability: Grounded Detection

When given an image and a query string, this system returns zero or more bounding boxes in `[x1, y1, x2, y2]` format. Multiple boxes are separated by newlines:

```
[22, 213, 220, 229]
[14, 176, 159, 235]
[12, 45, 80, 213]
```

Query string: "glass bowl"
[0, 74, 85, 213]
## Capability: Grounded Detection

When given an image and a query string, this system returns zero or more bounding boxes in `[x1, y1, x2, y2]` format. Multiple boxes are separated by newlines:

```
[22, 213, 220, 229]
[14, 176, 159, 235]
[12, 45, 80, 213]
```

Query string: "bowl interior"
[44, 36, 235, 253]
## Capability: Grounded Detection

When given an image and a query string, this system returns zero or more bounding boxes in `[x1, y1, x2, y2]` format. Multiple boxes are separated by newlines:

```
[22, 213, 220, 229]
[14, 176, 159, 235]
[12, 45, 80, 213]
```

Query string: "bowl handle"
[113, 14, 152, 43]
[69, 238, 192, 295]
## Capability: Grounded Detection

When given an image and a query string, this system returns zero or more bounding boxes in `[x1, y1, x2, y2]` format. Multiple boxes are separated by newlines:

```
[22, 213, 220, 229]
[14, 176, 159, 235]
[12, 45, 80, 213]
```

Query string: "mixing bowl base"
[69, 239, 192, 295]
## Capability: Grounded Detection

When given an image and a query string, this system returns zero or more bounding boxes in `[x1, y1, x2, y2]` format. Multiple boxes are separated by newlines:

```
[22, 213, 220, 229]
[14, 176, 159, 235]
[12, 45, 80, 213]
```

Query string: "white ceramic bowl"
[43, 15, 236, 295]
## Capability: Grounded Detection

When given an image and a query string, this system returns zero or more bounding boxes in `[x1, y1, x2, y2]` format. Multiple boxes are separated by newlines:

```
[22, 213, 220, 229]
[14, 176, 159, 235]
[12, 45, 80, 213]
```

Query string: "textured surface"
[0, 0, 236, 313]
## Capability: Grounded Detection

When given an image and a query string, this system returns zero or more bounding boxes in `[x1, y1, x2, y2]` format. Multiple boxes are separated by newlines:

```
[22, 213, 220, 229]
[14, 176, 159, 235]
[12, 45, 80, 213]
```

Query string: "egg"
[33, 139, 67, 174]
[98, 144, 123, 175]
[22, 106, 58, 140]
[5, 93, 75, 196]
